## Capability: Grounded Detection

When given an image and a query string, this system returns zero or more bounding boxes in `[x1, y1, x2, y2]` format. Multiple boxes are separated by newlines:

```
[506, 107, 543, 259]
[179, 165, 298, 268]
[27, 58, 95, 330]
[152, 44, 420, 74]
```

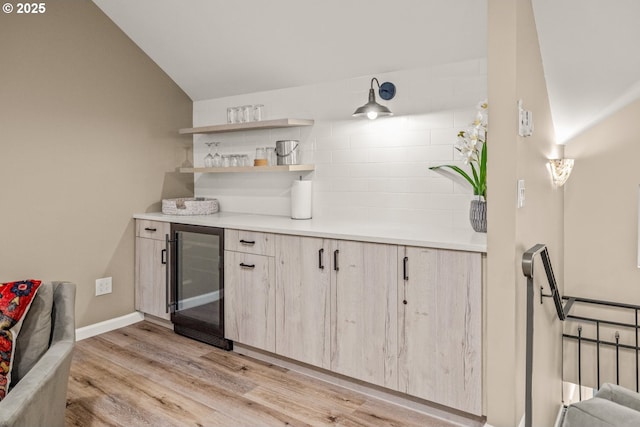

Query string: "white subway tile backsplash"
[405, 145, 454, 162]
[349, 163, 387, 178]
[384, 163, 429, 177]
[332, 149, 369, 164]
[368, 178, 411, 194]
[369, 147, 408, 163]
[430, 128, 459, 145]
[193, 59, 486, 229]
[314, 164, 351, 178]
[316, 135, 349, 151]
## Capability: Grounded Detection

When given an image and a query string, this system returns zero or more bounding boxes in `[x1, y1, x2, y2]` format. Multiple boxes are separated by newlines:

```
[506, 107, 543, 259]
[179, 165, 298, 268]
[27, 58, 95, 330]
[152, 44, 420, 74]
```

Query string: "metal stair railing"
[522, 244, 640, 427]
[522, 244, 566, 427]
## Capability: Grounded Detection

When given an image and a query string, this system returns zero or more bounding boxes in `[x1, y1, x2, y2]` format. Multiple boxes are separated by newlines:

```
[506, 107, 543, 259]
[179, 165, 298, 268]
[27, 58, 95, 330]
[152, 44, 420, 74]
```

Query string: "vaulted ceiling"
[92, 0, 640, 145]
[92, 0, 486, 101]
[532, 0, 640, 144]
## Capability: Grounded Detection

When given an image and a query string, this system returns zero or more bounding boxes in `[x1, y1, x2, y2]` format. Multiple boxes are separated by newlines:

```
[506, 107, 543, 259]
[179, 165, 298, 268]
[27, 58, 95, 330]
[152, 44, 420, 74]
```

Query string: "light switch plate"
[518, 100, 534, 137]
[517, 179, 526, 208]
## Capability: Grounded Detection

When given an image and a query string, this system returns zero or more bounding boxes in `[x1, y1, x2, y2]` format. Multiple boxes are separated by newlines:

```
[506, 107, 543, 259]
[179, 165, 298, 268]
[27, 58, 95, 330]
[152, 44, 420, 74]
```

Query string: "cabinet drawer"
[225, 229, 274, 256]
[136, 220, 170, 240]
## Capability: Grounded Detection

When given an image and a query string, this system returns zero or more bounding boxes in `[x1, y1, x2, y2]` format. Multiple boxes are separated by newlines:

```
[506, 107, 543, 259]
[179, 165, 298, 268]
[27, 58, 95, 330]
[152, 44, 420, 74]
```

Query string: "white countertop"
[133, 212, 487, 253]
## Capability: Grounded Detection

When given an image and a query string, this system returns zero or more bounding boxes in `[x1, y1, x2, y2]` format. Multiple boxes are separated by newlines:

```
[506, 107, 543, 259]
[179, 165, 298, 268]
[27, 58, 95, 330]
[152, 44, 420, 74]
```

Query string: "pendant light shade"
[353, 78, 396, 120]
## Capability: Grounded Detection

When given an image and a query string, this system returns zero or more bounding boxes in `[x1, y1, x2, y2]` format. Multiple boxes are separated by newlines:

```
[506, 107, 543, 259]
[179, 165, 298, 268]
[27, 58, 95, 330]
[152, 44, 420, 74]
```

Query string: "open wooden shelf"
[179, 118, 314, 135]
[179, 164, 315, 174]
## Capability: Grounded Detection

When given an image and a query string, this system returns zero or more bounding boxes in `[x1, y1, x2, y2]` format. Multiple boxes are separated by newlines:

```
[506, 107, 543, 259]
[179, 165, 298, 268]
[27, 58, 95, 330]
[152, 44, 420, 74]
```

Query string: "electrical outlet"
[95, 277, 112, 296]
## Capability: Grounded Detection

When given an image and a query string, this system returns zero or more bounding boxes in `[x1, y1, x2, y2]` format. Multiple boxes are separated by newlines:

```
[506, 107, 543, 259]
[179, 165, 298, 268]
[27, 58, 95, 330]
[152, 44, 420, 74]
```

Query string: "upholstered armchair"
[0, 282, 76, 427]
[563, 383, 640, 426]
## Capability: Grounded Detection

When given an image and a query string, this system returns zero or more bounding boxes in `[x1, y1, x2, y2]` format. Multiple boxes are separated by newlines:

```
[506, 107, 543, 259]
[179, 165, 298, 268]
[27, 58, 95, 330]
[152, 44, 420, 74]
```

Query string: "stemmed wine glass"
[204, 142, 222, 167]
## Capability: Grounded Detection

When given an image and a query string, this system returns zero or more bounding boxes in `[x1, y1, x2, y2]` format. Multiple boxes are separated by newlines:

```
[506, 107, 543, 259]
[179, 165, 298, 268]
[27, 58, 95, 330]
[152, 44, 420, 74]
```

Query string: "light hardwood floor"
[65, 321, 469, 427]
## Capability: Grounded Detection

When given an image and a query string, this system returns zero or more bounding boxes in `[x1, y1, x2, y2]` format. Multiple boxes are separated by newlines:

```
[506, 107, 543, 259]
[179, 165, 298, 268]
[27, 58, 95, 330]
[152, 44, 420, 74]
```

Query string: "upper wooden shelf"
[179, 118, 315, 135]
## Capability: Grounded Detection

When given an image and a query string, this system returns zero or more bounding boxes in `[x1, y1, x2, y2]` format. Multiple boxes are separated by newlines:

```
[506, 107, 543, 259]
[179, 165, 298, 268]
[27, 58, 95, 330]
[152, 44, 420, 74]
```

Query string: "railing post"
[525, 273, 534, 427]
[522, 244, 566, 427]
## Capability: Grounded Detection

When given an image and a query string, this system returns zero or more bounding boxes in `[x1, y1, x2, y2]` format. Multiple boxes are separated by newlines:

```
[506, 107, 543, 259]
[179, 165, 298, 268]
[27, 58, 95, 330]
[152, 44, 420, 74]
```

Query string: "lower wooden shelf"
[179, 164, 315, 173]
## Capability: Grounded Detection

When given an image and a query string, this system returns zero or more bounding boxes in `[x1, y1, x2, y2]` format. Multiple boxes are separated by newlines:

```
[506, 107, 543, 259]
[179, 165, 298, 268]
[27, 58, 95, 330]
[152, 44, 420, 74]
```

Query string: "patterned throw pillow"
[0, 279, 42, 400]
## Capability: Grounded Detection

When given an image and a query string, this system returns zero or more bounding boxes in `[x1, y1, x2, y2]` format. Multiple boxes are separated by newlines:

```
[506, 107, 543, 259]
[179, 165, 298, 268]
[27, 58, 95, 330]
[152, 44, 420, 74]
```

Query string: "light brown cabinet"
[273, 235, 483, 414]
[134, 220, 171, 321]
[274, 235, 331, 369]
[330, 240, 399, 389]
[224, 230, 276, 352]
[398, 246, 482, 415]
[274, 235, 398, 389]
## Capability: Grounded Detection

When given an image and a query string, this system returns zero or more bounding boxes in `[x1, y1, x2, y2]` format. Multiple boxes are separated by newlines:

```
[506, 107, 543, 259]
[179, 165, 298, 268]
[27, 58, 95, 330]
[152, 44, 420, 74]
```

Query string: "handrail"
[522, 243, 566, 321]
[521, 244, 566, 427]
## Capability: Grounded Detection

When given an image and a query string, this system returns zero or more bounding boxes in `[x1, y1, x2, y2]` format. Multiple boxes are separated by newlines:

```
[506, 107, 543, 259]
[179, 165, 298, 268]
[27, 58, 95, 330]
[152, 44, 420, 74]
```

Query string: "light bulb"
[367, 111, 378, 120]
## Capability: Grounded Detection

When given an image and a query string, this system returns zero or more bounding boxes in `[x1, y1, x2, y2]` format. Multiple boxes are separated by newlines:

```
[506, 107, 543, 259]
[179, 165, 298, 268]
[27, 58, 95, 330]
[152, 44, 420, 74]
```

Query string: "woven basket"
[162, 198, 219, 215]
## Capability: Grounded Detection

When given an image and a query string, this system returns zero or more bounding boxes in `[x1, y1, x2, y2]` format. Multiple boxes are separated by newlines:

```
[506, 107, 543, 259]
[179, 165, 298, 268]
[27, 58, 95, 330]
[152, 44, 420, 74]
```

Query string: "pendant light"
[353, 77, 396, 120]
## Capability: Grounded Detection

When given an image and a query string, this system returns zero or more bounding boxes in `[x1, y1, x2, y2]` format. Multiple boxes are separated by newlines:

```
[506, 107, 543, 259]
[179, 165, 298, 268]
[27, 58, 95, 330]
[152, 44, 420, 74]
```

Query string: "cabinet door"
[135, 237, 170, 320]
[331, 240, 398, 389]
[224, 251, 275, 352]
[275, 235, 331, 369]
[398, 247, 482, 415]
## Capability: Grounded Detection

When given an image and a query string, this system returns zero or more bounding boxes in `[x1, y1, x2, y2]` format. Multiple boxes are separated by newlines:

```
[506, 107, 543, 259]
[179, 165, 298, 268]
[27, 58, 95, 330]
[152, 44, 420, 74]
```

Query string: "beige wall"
[0, 1, 193, 327]
[487, 0, 564, 425]
[564, 99, 640, 388]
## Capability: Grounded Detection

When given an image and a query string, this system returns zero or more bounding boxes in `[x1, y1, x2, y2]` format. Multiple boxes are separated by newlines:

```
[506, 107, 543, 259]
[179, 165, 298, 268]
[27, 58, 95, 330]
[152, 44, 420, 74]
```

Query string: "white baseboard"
[75, 311, 144, 341]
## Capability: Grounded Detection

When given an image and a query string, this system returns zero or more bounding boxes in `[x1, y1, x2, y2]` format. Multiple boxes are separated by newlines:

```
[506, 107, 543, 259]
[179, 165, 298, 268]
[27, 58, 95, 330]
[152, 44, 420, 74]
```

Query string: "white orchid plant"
[430, 100, 488, 200]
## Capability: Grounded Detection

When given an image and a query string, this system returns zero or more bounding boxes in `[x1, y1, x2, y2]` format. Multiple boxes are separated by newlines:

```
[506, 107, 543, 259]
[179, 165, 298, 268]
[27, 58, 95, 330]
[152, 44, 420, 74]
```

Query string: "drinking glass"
[204, 142, 214, 167]
[253, 104, 264, 121]
[222, 155, 230, 167]
[241, 154, 251, 167]
[242, 105, 253, 122]
[230, 155, 239, 167]
[232, 106, 242, 123]
[226, 107, 236, 124]
[266, 147, 276, 166]
[212, 142, 222, 167]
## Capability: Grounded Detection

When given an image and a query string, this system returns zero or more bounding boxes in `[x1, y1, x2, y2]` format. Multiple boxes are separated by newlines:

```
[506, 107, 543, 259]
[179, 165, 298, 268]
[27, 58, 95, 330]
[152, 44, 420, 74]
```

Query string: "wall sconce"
[548, 159, 574, 187]
[353, 77, 396, 120]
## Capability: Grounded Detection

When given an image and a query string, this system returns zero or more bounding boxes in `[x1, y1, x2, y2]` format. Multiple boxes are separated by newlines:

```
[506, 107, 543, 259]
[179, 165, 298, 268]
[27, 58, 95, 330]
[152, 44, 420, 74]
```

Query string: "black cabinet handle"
[240, 262, 255, 269]
[403, 256, 409, 281]
[161, 249, 167, 265]
[165, 234, 171, 313]
[144, 227, 157, 232]
[319, 248, 325, 270]
[240, 239, 256, 246]
[334, 250, 339, 271]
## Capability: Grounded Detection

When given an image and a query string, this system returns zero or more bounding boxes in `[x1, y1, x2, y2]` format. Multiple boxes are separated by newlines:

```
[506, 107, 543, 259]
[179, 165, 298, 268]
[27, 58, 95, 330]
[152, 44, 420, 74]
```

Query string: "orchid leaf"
[430, 165, 476, 191]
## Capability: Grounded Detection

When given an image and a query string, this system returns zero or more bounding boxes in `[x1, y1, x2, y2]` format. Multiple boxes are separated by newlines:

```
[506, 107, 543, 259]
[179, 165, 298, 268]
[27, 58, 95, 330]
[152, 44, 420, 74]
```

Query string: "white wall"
[192, 59, 486, 228]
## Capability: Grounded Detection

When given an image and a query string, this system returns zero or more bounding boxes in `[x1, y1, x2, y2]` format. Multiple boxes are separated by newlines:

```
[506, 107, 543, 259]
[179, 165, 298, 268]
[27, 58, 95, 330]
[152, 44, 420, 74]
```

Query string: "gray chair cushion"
[11, 282, 53, 386]
[563, 397, 640, 427]
[595, 383, 640, 412]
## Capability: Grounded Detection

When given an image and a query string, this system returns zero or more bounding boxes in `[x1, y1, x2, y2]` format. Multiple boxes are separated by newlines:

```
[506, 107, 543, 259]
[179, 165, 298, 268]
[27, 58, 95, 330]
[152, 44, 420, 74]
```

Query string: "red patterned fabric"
[0, 279, 42, 400]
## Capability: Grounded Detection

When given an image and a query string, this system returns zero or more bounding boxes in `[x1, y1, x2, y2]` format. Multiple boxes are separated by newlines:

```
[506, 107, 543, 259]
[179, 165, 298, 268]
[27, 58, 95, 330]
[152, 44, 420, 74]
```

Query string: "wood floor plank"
[343, 400, 464, 427]
[199, 349, 368, 409]
[74, 336, 308, 426]
[71, 347, 232, 427]
[66, 321, 473, 427]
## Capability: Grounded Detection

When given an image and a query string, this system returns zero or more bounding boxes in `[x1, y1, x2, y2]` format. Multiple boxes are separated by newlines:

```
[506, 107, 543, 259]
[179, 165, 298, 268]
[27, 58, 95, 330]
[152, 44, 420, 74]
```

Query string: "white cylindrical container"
[291, 179, 312, 220]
